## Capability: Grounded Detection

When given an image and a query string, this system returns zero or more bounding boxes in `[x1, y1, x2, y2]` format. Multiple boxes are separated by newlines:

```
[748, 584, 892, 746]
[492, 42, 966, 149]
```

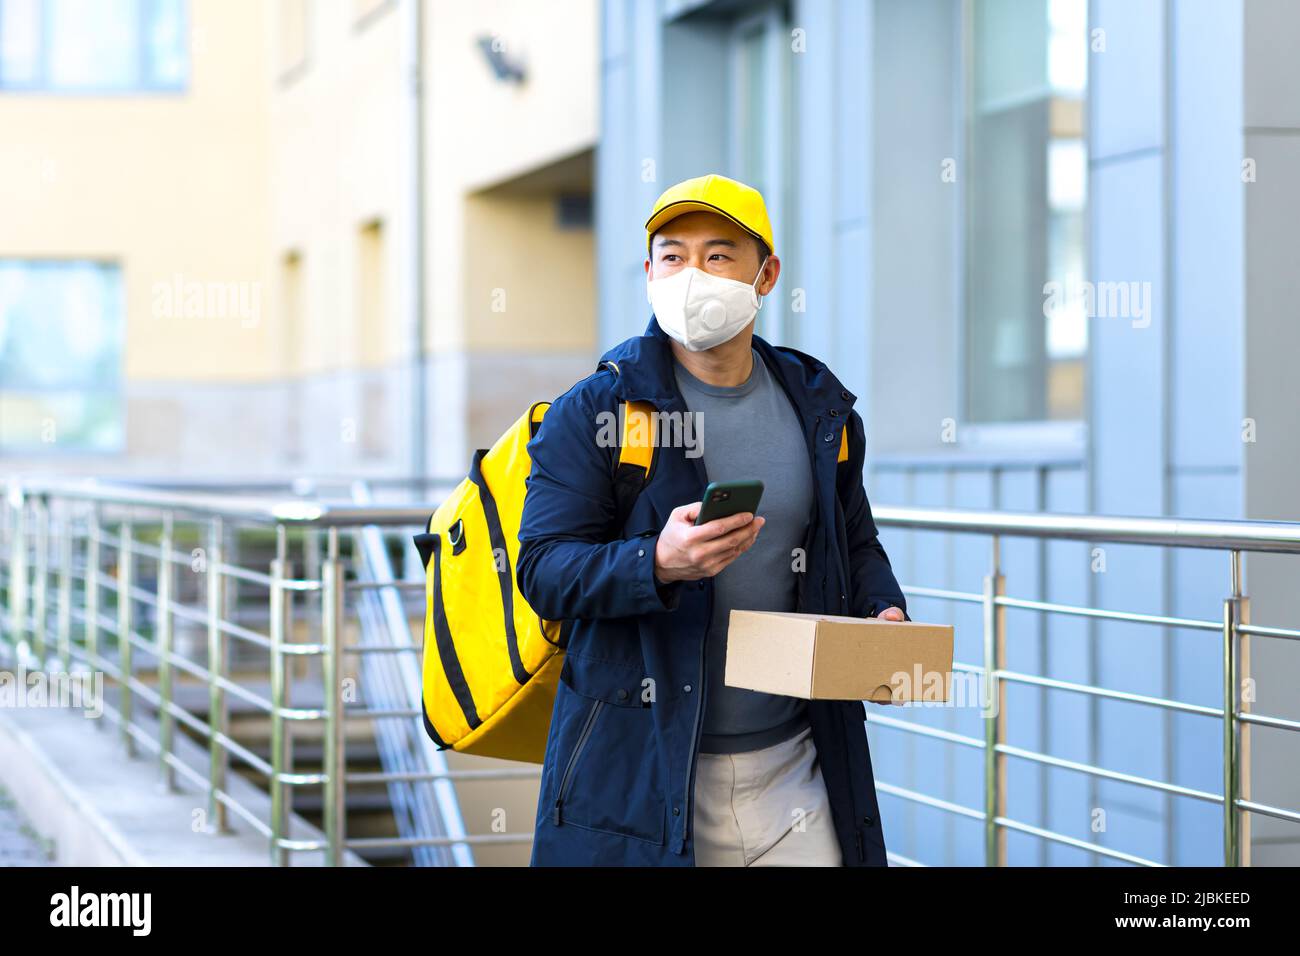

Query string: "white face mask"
[647, 256, 769, 351]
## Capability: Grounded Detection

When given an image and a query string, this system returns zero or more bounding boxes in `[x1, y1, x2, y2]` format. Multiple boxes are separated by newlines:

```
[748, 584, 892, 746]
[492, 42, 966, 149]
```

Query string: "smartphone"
[694, 479, 764, 526]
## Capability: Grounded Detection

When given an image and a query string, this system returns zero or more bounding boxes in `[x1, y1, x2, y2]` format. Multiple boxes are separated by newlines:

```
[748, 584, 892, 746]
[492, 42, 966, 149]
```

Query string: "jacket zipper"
[683, 580, 711, 853]
[664, 370, 710, 857]
[685, 412, 826, 855]
[815, 412, 868, 863]
[637, 343, 869, 860]
[553, 698, 604, 825]
[679, 357, 849, 857]
[810, 415, 827, 599]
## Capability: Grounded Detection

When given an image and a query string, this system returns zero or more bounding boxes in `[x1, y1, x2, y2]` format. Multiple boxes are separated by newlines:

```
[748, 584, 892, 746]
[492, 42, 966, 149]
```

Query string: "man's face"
[645, 211, 778, 295]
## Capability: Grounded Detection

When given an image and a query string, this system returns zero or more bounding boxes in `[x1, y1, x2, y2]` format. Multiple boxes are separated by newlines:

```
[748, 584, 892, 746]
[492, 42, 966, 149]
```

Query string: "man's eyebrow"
[653, 237, 739, 251]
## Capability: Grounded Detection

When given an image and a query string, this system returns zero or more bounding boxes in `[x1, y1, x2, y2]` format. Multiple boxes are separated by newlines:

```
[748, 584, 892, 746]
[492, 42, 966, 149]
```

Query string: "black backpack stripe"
[428, 533, 481, 730]
[468, 449, 531, 687]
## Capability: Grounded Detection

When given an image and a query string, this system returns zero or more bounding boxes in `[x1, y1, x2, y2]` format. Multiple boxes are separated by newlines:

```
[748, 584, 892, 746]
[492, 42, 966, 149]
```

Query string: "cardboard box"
[724, 610, 955, 704]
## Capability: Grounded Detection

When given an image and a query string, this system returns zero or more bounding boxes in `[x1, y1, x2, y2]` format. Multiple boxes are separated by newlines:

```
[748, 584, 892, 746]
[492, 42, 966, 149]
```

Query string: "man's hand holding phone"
[653, 502, 765, 584]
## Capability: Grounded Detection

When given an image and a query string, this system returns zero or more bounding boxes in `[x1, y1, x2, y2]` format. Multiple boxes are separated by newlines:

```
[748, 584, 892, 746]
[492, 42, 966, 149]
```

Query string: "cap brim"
[645, 200, 769, 252]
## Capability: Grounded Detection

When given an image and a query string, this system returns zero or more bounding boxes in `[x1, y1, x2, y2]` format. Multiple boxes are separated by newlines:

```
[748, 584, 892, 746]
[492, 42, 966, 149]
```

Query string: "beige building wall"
[268, 0, 414, 473]
[426, 0, 599, 471]
[2, 0, 601, 478]
[0, 0, 273, 474]
[427, 0, 599, 352]
[266, 0, 601, 475]
[463, 189, 597, 355]
[270, 0, 409, 377]
[0, 0, 601, 867]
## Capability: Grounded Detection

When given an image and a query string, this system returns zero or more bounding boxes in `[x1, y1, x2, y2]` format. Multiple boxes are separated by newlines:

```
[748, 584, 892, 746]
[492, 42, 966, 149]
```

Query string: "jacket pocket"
[549, 654, 667, 845]
[553, 697, 604, 825]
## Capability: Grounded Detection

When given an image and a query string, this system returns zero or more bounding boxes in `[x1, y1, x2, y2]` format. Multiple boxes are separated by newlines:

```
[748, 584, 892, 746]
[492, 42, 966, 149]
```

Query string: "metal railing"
[870, 505, 1300, 868]
[0, 477, 543, 866]
[1, 478, 1297, 866]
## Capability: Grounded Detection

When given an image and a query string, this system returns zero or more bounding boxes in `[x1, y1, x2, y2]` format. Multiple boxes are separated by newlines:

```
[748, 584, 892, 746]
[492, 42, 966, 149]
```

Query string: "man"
[517, 173, 907, 867]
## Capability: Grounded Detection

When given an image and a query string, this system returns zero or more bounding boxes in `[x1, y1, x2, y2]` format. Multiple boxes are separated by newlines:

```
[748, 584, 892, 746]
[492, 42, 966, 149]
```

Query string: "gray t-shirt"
[672, 348, 816, 754]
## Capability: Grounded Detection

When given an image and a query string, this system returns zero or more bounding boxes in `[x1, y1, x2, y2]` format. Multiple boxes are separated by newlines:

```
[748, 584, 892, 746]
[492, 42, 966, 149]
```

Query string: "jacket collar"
[597, 314, 858, 419]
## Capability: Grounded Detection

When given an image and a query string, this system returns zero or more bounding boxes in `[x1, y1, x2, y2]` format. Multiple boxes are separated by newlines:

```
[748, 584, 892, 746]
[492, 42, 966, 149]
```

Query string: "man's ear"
[758, 255, 781, 296]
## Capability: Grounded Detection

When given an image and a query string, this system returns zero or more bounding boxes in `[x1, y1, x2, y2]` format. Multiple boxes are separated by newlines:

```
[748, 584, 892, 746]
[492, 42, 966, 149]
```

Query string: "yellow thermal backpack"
[413, 386, 658, 764]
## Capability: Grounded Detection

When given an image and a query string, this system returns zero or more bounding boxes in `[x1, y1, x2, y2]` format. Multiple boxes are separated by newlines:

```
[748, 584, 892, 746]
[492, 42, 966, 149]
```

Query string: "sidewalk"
[0, 701, 368, 866]
[0, 786, 52, 866]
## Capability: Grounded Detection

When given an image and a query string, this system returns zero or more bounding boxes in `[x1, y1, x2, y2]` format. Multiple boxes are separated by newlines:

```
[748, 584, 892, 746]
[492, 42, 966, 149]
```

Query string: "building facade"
[271, 0, 603, 480]
[1, 0, 602, 481]
[0, 0, 272, 475]
[596, 0, 1300, 865]
[3, 0, 1296, 866]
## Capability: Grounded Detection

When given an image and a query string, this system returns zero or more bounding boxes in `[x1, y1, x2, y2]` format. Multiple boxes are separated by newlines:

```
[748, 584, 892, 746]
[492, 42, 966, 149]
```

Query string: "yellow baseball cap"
[644, 173, 774, 257]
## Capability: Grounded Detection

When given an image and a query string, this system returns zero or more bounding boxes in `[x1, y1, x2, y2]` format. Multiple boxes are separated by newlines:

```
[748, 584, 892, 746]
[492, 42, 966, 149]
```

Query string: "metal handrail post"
[322, 528, 346, 866]
[1223, 549, 1250, 866]
[86, 504, 101, 729]
[223, 519, 238, 664]
[278, 526, 296, 832]
[158, 512, 176, 789]
[206, 517, 229, 833]
[56, 510, 72, 672]
[302, 529, 321, 686]
[983, 534, 1006, 867]
[1235, 553, 1252, 866]
[32, 495, 48, 663]
[7, 487, 27, 656]
[118, 518, 135, 756]
[269, 533, 291, 865]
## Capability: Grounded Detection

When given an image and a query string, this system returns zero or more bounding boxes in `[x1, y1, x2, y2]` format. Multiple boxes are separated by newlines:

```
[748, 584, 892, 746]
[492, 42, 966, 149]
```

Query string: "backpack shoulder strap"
[598, 360, 657, 528]
[612, 399, 656, 529]
[618, 400, 656, 473]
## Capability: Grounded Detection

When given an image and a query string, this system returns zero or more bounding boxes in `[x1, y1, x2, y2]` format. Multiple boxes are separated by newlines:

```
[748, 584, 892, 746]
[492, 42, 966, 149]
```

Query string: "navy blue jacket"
[516, 315, 907, 866]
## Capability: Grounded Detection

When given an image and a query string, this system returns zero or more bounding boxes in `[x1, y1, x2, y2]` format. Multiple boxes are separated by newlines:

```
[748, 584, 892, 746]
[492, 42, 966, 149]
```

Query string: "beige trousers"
[691, 725, 844, 866]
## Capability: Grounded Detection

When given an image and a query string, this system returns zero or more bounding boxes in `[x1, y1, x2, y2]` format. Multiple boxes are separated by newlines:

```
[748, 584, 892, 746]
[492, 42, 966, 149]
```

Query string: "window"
[280, 250, 304, 377]
[356, 222, 389, 461]
[965, 0, 1088, 423]
[0, 0, 187, 92]
[280, 250, 304, 463]
[556, 193, 594, 230]
[0, 261, 123, 452]
[356, 220, 385, 369]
